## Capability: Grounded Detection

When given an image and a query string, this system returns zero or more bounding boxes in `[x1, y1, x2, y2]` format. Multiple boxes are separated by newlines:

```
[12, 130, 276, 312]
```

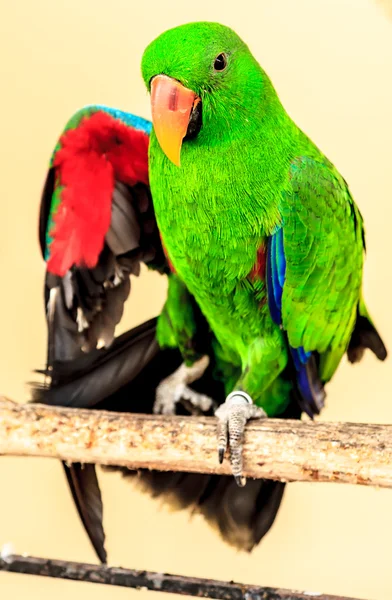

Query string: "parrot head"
[141, 22, 269, 166]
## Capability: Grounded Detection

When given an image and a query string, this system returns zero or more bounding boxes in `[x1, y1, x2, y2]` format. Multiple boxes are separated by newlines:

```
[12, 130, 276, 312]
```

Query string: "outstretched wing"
[39, 105, 168, 366]
[267, 156, 386, 416]
[38, 106, 170, 563]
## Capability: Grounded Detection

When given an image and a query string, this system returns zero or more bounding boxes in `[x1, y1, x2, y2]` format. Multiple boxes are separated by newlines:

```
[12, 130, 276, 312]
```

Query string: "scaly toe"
[215, 391, 267, 484]
[178, 385, 214, 412]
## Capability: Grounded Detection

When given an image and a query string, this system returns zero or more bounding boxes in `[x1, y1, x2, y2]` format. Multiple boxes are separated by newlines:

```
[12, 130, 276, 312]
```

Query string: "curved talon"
[235, 475, 246, 488]
[215, 392, 266, 486]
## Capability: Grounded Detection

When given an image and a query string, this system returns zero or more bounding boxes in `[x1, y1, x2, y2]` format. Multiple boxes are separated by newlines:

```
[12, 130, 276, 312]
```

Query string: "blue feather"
[266, 236, 281, 324]
[296, 365, 316, 418]
[271, 234, 283, 317]
[267, 227, 286, 325]
[275, 227, 286, 288]
[267, 228, 322, 418]
[95, 105, 152, 135]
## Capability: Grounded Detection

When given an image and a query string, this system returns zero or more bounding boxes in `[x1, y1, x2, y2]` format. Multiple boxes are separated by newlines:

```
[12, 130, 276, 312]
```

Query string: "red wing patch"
[47, 111, 149, 276]
[249, 245, 266, 281]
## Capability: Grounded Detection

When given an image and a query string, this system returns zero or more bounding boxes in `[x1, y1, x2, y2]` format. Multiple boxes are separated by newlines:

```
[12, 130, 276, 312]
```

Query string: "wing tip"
[347, 315, 388, 364]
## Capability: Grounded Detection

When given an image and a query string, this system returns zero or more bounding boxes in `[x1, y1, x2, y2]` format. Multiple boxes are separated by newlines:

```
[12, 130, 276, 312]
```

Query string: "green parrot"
[34, 22, 386, 562]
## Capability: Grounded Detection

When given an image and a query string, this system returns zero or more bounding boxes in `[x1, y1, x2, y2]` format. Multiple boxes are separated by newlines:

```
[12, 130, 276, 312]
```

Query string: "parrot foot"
[154, 355, 215, 416]
[215, 391, 266, 487]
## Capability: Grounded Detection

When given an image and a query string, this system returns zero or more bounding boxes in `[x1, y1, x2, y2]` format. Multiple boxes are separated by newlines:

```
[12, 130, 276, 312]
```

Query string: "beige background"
[1, 0, 392, 598]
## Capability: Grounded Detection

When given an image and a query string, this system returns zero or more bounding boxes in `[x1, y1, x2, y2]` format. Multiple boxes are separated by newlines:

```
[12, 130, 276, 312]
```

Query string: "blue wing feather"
[266, 235, 281, 324]
[95, 106, 152, 135]
[275, 227, 286, 288]
[271, 234, 283, 319]
[267, 228, 324, 418]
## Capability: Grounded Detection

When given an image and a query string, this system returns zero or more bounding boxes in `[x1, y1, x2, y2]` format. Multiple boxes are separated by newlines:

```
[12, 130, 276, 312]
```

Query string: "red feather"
[249, 246, 266, 281]
[47, 111, 149, 276]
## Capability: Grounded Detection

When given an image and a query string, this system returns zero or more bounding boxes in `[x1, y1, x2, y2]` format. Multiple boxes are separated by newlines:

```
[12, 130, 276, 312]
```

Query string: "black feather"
[63, 463, 107, 564]
[347, 314, 387, 363]
[105, 183, 141, 255]
[32, 318, 161, 407]
[39, 167, 56, 259]
[41, 169, 169, 366]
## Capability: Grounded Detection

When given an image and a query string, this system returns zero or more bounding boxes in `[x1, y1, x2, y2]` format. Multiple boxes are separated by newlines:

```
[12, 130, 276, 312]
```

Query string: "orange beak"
[150, 75, 200, 167]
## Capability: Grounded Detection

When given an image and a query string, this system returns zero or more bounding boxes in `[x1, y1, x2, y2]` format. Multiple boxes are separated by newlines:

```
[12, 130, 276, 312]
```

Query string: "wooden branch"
[0, 397, 391, 487]
[0, 553, 359, 600]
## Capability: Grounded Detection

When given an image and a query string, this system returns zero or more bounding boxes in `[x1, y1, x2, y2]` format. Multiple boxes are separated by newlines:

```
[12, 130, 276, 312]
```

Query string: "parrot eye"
[213, 53, 228, 72]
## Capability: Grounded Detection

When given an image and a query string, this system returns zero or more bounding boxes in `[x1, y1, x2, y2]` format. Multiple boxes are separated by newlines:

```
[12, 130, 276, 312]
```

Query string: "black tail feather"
[107, 469, 286, 553]
[202, 477, 285, 551]
[63, 463, 106, 564]
[121, 400, 300, 552]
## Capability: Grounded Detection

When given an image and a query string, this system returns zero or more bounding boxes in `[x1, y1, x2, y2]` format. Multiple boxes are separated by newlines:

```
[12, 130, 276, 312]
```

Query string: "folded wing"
[267, 156, 386, 417]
